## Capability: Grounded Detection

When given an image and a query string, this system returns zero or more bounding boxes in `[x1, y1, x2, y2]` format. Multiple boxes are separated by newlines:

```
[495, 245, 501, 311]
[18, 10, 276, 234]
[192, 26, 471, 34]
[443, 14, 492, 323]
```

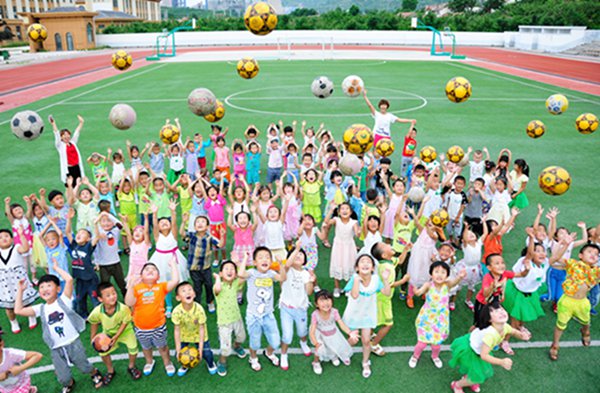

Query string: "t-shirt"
[213, 146, 231, 168]
[469, 161, 485, 182]
[69, 240, 97, 281]
[46, 242, 69, 279]
[475, 271, 516, 304]
[374, 167, 394, 190]
[513, 257, 547, 293]
[372, 112, 398, 138]
[246, 269, 277, 316]
[150, 191, 170, 219]
[66, 143, 79, 166]
[470, 324, 513, 355]
[132, 282, 168, 329]
[90, 161, 108, 181]
[403, 135, 417, 157]
[483, 235, 503, 263]
[264, 221, 285, 250]
[117, 191, 137, 216]
[246, 152, 261, 173]
[73, 200, 98, 231]
[0, 348, 28, 390]
[137, 186, 151, 214]
[267, 145, 284, 168]
[509, 171, 529, 192]
[195, 140, 212, 159]
[149, 152, 165, 174]
[33, 294, 78, 349]
[562, 259, 600, 297]
[172, 302, 208, 343]
[204, 195, 226, 223]
[392, 221, 415, 253]
[48, 205, 70, 233]
[279, 268, 310, 310]
[170, 154, 184, 171]
[215, 279, 244, 326]
[445, 190, 468, 219]
[464, 190, 484, 218]
[87, 302, 134, 337]
[94, 227, 120, 266]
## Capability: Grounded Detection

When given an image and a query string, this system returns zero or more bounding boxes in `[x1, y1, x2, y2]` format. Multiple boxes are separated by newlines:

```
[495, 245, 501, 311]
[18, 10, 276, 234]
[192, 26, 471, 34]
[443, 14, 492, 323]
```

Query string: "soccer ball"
[446, 145, 465, 163]
[407, 187, 425, 203]
[311, 76, 334, 99]
[430, 209, 450, 227]
[445, 77, 471, 103]
[342, 124, 373, 155]
[27, 23, 47, 42]
[111, 50, 132, 71]
[108, 104, 136, 130]
[538, 166, 571, 196]
[244, 2, 278, 36]
[375, 138, 395, 157]
[237, 57, 260, 79]
[342, 75, 364, 98]
[179, 346, 200, 369]
[575, 113, 598, 134]
[92, 333, 112, 352]
[188, 88, 217, 116]
[204, 100, 225, 123]
[11, 110, 44, 141]
[420, 145, 437, 163]
[526, 120, 545, 139]
[546, 94, 568, 115]
[338, 153, 363, 176]
[159, 124, 180, 145]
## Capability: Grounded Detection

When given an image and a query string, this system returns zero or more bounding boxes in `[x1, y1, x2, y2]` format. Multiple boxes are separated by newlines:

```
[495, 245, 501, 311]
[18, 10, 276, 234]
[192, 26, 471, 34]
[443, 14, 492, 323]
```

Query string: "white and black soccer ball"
[311, 76, 334, 99]
[11, 110, 44, 141]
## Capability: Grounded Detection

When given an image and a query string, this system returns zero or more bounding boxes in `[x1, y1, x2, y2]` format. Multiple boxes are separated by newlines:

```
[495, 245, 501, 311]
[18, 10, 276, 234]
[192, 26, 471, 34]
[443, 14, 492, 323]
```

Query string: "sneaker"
[539, 293, 550, 302]
[217, 362, 227, 377]
[398, 291, 407, 300]
[143, 361, 155, 376]
[233, 346, 247, 359]
[312, 361, 322, 375]
[432, 357, 443, 369]
[591, 308, 598, 316]
[28, 316, 37, 330]
[212, 260, 220, 268]
[333, 288, 341, 298]
[299, 340, 312, 356]
[465, 300, 474, 310]
[280, 354, 289, 370]
[406, 297, 414, 309]
[207, 362, 218, 375]
[166, 306, 173, 319]
[449, 302, 456, 311]
[470, 384, 481, 393]
[177, 367, 188, 377]
[263, 351, 279, 367]
[331, 357, 340, 367]
[165, 364, 176, 377]
[314, 285, 321, 293]
[249, 356, 261, 371]
[408, 356, 418, 368]
[10, 319, 20, 334]
[208, 303, 216, 313]
[61, 380, 76, 393]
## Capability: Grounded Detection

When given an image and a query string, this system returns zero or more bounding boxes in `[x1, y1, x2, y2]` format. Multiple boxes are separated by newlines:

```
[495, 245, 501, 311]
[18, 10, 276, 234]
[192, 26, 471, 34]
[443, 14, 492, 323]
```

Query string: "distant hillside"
[282, 0, 446, 12]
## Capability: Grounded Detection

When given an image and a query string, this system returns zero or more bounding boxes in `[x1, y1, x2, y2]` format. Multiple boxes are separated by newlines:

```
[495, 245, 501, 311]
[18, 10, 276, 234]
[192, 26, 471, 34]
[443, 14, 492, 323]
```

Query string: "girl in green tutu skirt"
[508, 159, 529, 210]
[449, 301, 531, 393]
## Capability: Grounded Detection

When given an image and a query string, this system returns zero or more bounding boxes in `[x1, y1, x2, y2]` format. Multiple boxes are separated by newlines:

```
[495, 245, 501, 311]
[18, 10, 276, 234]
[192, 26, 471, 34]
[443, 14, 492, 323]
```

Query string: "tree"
[348, 5, 360, 16]
[483, 0, 504, 13]
[402, 0, 418, 12]
[448, 0, 476, 13]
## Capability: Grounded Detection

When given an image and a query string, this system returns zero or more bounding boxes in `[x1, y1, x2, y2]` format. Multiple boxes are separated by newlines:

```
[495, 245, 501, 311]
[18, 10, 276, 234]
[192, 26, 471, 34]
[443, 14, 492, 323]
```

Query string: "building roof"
[44, 6, 139, 20]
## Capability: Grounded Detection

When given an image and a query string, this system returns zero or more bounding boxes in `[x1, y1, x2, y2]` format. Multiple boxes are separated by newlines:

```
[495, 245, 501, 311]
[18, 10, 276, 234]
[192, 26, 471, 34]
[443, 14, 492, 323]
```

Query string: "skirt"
[449, 334, 494, 384]
[32, 234, 48, 268]
[0, 266, 39, 308]
[315, 330, 353, 363]
[503, 280, 544, 322]
[303, 244, 318, 271]
[508, 192, 529, 209]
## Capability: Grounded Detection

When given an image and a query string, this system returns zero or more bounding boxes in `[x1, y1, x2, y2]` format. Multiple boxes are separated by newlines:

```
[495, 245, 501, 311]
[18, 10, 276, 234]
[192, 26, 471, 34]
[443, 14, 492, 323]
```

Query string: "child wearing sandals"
[0, 328, 42, 393]
[309, 290, 359, 375]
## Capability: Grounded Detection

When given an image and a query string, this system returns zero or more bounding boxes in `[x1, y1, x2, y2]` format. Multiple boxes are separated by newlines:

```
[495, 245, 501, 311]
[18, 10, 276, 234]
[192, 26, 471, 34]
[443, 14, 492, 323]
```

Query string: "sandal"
[549, 345, 559, 361]
[128, 366, 142, 380]
[91, 370, 104, 389]
[500, 340, 514, 355]
[30, 387, 38, 393]
[450, 381, 464, 393]
[370, 343, 386, 357]
[322, 240, 331, 248]
[580, 327, 591, 347]
[361, 361, 371, 378]
[103, 371, 115, 385]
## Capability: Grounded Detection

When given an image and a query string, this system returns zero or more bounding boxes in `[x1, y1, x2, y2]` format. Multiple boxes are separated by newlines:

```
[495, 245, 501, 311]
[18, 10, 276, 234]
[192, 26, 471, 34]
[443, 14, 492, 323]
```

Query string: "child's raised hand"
[168, 199, 178, 211]
[150, 204, 159, 214]
[577, 221, 587, 229]
[501, 358, 513, 371]
[39, 188, 46, 196]
[219, 226, 226, 237]
[3, 196, 10, 205]
[213, 272, 221, 282]
[67, 208, 76, 220]
[22, 195, 30, 203]
[77, 115, 84, 123]
[537, 203, 544, 215]
[510, 207, 520, 216]
[525, 226, 535, 237]
[17, 278, 27, 292]
[66, 176, 73, 187]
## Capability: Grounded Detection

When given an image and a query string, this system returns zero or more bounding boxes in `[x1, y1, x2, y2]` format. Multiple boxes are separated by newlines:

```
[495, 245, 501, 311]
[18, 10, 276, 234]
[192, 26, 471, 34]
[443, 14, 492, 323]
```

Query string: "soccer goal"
[276, 35, 335, 61]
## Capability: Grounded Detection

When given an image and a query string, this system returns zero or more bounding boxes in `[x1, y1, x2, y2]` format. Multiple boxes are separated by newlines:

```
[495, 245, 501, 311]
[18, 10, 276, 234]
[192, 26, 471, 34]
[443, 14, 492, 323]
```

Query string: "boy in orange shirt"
[125, 257, 179, 376]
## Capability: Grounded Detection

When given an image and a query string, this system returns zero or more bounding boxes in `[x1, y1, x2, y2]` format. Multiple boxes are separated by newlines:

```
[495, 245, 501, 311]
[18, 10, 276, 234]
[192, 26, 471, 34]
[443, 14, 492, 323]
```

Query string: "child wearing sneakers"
[125, 258, 179, 377]
[15, 261, 104, 392]
[88, 282, 142, 385]
[172, 282, 217, 377]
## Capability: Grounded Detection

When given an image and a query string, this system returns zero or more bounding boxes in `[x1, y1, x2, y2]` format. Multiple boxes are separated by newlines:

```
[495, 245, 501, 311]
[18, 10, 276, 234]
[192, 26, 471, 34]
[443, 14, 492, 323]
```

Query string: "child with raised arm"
[123, 214, 151, 284]
[125, 258, 179, 376]
[87, 152, 109, 182]
[255, 199, 289, 263]
[3, 197, 34, 284]
[204, 180, 228, 266]
[93, 212, 126, 296]
[107, 148, 126, 186]
[0, 328, 43, 393]
[67, 177, 100, 232]
[38, 187, 70, 234]
[117, 172, 138, 252]
[245, 141, 262, 186]
[39, 219, 69, 291]
[15, 260, 104, 391]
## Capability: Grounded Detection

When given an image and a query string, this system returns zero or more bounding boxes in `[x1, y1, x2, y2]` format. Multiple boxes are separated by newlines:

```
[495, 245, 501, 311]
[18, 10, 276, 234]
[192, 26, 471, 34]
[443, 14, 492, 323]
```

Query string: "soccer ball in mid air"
[575, 113, 598, 134]
[420, 145, 437, 163]
[311, 76, 334, 99]
[445, 77, 471, 103]
[338, 153, 363, 176]
[342, 124, 373, 155]
[244, 2, 278, 36]
[159, 124, 180, 145]
[108, 104, 136, 130]
[546, 94, 568, 115]
[27, 23, 48, 42]
[526, 120, 545, 139]
[188, 88, 217, 116]
[204, 100, 225, 123]
[342, 75, 364, 98]
[11, 110, 44, 141]
[430, 209, 450, 227]
[178, 346, 200, 369]
[237, 57, 260, 79]
[375, 138, 395, 157]
[111, 50, 132, 71]
[446, 145, 465, 163]
[538, 166, 571, 196]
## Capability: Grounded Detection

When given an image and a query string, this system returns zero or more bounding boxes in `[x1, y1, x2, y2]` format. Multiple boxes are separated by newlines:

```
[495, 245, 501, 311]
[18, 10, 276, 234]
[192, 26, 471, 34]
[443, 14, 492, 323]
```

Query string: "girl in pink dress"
[381, 178, 407, 240]
[3, 198, 34, 283]
[122, 213, 151, 284]
[227, 206, 256, 265]
[280, 171, 301, 246]
[0, 329, 43, 393]
[204, 182, 227, 265]
[231, 140, 246, 186]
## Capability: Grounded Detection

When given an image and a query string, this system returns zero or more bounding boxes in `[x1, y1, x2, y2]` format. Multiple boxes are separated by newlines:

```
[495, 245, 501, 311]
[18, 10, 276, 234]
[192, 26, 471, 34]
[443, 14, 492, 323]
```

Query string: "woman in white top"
[508, 159, 529, 210]
[363, 89, 416, 149]
[50, 114, 86, 185]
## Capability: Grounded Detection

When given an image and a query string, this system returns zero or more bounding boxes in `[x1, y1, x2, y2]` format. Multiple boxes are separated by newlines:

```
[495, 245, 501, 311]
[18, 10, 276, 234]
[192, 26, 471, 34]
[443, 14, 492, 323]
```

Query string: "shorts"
[556, 295, 591, 330]
[135, 324, 168, 350]
[377, 297, 394, 327]
[246, 313, 281, 351]
[270, 248, 287, 263]
[246, 169, 260, 185]
[100, 329, 139, 356]
[280, 305, 309, 345]
[218, 319, 247, 356]
[197, 157, 207, 170]
[266, 167, 282, 184]
[445, 216, 463, 239]
[217, 166, 231, 182]
[209, 222, 226, 250]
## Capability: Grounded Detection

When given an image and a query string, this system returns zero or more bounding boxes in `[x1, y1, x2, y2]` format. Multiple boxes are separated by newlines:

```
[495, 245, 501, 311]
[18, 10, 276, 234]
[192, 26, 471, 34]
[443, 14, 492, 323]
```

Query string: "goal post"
[276, 35, 334, 61]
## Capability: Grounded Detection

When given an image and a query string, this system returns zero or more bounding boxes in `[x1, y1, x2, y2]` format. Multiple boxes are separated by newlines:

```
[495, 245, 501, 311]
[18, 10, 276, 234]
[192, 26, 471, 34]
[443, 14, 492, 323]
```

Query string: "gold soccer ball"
[111, 50, 133, 71]
[27, 23, 48, 42]
[159, 124, 180, 145]
[244, 2, 278, 36]
[445, 76, 472, 103]
[178, 346, 200, 369]
[342, 124, 373, 155]
[204, 100, 226, 123]
[420, 145, 437, 163]
[446, 145, 465, 163]
[538, 166, 571, 196]
[430, 209, 450, 227]
[237, 57, 260, 79]
[526, 120, 546, 139]
[375, 138, 395, 157]
[575, 113, 598, 135]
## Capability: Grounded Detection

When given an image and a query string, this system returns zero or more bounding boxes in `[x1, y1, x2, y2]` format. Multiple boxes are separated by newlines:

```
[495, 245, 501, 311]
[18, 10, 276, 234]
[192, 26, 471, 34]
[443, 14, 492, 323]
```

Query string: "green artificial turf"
[1, 59, 599, 392]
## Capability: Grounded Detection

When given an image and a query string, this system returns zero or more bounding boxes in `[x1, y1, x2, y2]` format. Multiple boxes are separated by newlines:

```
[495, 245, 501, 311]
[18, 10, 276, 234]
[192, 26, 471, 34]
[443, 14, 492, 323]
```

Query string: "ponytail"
[515, 158, 529, 177]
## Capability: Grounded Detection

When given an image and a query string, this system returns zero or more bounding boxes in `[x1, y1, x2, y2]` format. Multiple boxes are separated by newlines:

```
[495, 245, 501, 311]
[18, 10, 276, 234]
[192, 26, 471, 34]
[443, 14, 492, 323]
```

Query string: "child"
[266, 138, 285, 187]
[125, 140, 149, 180]
[237, 247, 283, 371]
[0, 228, 38, 333]
[360, 189, 381, 228]
[0, 328, 43, 393]
[213, 136, 231, 182]
[279, 246, 315, 370]
[487, 177, 512, 226]
[148, 143, 165, 176]
[232, 140, 246, 184]
[184, 140, 200, 180]
[245, 141, 262, 186]
[213, 259, 248, 376]
[147, 175, 174, 221]
[444, 175, 468, 247]
[172, 282, 217, 376]
[88, 282, 142, 384]
[343, 254, 392, 378]
[3, 198, 34, 284]
[123, 215, 151, 283]
[360, 213, 385, 257]
[381, 177, 406, 241]
[252, 185, 276, 247]
[409, 261, 466, 369]
[93, 212, 126, 296]
[300, 169, 324, 224]
[466, 147, 489, 184]
[204, 182, 228, 266]
[482, 208, 520, 270]
[280, 173, 301, 246]
[298, 214, 325, 274]
[285, 143, 300, 182]
[508, 159, 529, 210]
[227, 208, 256, 265]
[463, 178, 487, 236]
[449, 301, 531, 392]
[40, 219, 69, 291]
[117, 175, 137, 253]
[67, 177, 100, 232]
[15, 261, 104, 391]
[549, 243, 600, 360]
[495, 148, 512, 179]
[125, 259, 179, 376]
[325, 203, 360, 298]
[38, 188, 69, 233]
[193, 134, 212, 175]
[50, 114, 86, 185]
[170, 175, 192, 241]
[87, 152, 109, 182]
[24, 195, 48, 277]
[228, 178, 250, 219]
[309, 290, 358, 375]
[256, 203, 288, 262]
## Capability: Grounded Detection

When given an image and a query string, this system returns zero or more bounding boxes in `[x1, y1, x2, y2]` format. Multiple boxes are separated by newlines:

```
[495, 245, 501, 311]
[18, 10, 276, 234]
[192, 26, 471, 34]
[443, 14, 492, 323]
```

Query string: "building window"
[66, 32, 74, 50]
[15, 26, 21, 40]
[55, 33, 62, 51]
[113, 0, 118, 8]
[87, 23, 93, 43]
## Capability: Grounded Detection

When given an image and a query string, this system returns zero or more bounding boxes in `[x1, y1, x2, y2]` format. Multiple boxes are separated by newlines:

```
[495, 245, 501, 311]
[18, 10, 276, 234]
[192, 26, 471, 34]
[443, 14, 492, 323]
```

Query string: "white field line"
[28, 340, 600, 376]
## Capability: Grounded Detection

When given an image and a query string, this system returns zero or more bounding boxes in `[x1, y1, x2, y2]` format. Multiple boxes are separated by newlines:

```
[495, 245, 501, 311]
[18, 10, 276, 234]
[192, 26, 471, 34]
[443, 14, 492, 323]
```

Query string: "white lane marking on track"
[226, 60, 388, 66]
[28, 340, 600, 375]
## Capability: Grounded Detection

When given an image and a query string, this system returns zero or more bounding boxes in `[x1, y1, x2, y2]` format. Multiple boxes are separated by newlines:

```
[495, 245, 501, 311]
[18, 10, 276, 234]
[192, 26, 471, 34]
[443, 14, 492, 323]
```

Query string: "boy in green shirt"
[87, 152, 109, 182]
